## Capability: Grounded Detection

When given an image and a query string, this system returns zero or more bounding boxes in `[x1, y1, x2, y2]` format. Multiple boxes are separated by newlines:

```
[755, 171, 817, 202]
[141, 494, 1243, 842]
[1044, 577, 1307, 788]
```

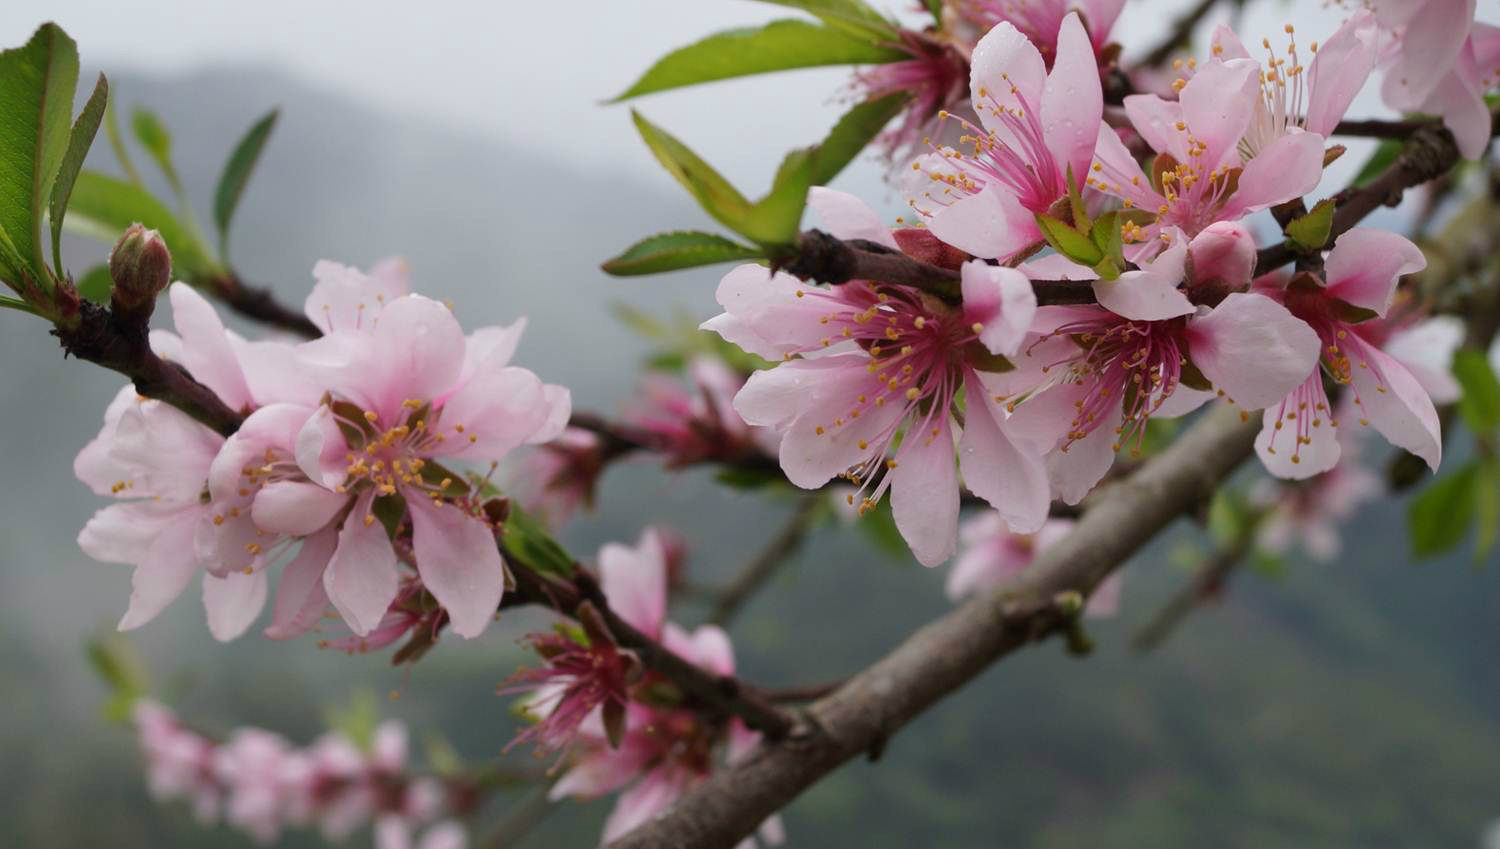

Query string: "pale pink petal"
[1084, 572, 1122, 618]
[166, 283, 252, 409]
[1154, 386, 1215, 418]
[599, 529, 669, 638]
[366, 295, 467, 421]
[1377, 0, 1476, 109]
[959, 383, 1051, 533]
[202, 569, 268, 642]
[1000, 379, 1086, 452]
[80, 500, 181, 566]
[265, 527, 337, 640]
[961, 262, 1037, 356]
[699, 313, 780, 361]
[118, 514, 203, 631]
[1255, 395, 1343, 480]
[1304, 9, 1379, 136]
[1091, 123, 1164, 211]
[706, 265, 835, 359]
[969, 22, 1048, 141]
[927, 186, 1041, 260]
[1323, 228, 1426, 316]
[408, 498, 503, 639]
[1092, 235, 1195, 320]
[295, 405, 349, 490]
[231, 338, 324, 407]
[252, 480, 348, 536]
[1384, 316, 1463, 404]
[1185, 293, 1321, 409]
[73, 386, 140, 495]
[548, 737, 655, 800]
[1224, 131, 1325, 216]
[527, 384, 573, 445]
[808, 187, 898, 249]
[1178, 59, 1260, 170]
[776, 371, 906, 488]
[1041, 13, 1105, 184]
[663, 623, 736, 677]
[1046, 401, 1123, 505]
[1187, 221, 1256, 289]
[1348, 339, 1442, 470]
[436, 366, 552, 461]
[1122, 95, 1190, 163]
[304, 259, 409, 334]
[733, 358, 844, 427]
[890, 415, 959, 566]
[1208, 24, 1252, 60]
[461, 318, 528, 381]
[323, 492, 400, 636]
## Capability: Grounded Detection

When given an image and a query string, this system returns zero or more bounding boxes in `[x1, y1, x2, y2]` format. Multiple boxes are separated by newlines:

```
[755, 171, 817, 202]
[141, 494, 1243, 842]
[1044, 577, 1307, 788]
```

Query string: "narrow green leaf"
[809, 92, 909, 185]
[1036, 213, 1103, 266]
[923, 0, 944, 22]
[213, 109, 278, 258]
[1407, 462, 1479, 557]
[49, 72, 108, 275]
[1353, 138, 1401, 187]
[1286, 197, 1335, 249]
[749, 0, 900, 42]
[0, 224, 28, 287]
[75, 263, 111, 304]
[102, 97, 142, 185]
[603, 230, 763, 276]
[0, 22, 80, 283]
[740, 146, 817, 247]
[631, 110, 750, 233]
[614, 20, 905, 101]
[130, 106, 182, 195]
[0, 293, 38, 314]
[1475, 457, 1499, 564]
[1453, 348, 1500, 434]
[503, 504, 576, 579]
[64, 170, 222, 279]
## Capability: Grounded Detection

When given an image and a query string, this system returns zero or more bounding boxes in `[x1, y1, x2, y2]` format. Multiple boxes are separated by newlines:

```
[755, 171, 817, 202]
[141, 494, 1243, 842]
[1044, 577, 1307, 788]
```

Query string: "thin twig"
[1130, 531, 1254, 653]
[1136, 0, 1231, 68]
[475, 784, 557, 849]
[205, 273, 321, 338]
[709, 497, 821, 626]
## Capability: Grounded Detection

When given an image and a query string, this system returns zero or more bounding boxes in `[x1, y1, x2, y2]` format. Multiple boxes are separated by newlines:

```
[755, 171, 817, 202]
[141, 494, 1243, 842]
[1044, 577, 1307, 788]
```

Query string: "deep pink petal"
[1041, 12, 1104, 184]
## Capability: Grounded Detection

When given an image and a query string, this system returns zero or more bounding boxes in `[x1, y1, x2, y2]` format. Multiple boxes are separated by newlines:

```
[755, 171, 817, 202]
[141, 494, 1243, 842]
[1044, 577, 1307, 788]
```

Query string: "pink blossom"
[704, 191, 1048, 565]
[851, 31, 970, 161]
[907, 11, 1104, 261]
[1374, 0, 1498, 157]
[1208, 12, 1380, 159]
[376, 818, 467, 849]
[1253, 228, 1437, 478]
[513, 426, 605, 527]
[134, 700, 221, 823]
[947, 513, 1120, 615]
[1087, 52, 1327, 251]
[1003, 236, 1321, 502]
[283, 291, 570, 639]
[626, 358, 778, 468]
[500, 620, 640, 757]
[546, 531, 783, 847]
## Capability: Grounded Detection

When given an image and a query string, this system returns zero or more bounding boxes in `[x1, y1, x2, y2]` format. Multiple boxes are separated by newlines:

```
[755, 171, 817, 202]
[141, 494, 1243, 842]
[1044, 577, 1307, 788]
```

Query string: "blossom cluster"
[76, 260, 570, 642]
[133, 701, 465, 848]
[703, 5, 1474, 565]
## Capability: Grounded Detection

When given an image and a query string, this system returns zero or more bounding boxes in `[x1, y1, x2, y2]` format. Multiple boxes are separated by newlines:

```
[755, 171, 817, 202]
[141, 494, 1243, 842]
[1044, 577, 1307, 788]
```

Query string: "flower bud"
[108, 223, 172, 311]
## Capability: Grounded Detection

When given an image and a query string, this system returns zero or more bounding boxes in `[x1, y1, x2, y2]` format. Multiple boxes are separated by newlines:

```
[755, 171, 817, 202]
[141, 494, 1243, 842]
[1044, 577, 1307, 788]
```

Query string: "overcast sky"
[8, 0, 1480, 195]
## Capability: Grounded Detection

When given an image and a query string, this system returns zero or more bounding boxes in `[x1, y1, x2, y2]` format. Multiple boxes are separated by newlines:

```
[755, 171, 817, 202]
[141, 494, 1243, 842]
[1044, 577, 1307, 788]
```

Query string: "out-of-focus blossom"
[514, 427, 605, 528]
[705, 189, 1048, 565]
[908, 12, 1103, 262]
[1374, 1, 1498, 158]
[852, 30, 970, 162]
[953, 0, 1123, 62]
[947, 513, 1121, 615]
[1253, 228, 1438, 478]
[626, 358, 778, 468]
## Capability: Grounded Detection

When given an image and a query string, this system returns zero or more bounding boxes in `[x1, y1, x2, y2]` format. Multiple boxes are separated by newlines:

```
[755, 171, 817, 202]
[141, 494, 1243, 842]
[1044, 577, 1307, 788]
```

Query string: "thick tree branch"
[606, 406, 1259, 849]
[204, 273, 321, 338]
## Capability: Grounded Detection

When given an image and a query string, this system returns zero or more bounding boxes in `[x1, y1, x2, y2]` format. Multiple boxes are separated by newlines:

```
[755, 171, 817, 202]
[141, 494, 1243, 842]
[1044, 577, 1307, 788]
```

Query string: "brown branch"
[606, 406, 1260, 849]
[205, 273, 321, 338]
[1255, 122, 1463, 277]
[708, 496, 820, 626]
[780, 230, 1098, 306]
[53, 301, 245, 436]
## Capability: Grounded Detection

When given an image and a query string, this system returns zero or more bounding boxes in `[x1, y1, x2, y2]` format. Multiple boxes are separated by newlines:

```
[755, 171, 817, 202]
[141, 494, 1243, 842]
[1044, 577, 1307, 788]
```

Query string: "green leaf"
[603, 230, 763, 276]
[0, 22, 80, 283]
[48, 72, 108, 275]
[739, 146, 817, 247]
[130, 106, 182, 195]
[102, 97, 142, 185]
[86, 633, 149, 722]
[1475, 457, 1499, 565]
[503, 504, 576, 579]
[1286, 197, 1335, 249]
[0, 293, 39, 314]
[1407, 462, 1479, 557]
[1453, 348, 1500, 434]
[613, 19, 905, 101]
[749, 0, 899, 42]
[1036, 213, 1103, 266]
[631, 110, 750, 234]
[63, 170, 222, 279]
[714, 466, 783, 490]
[923, 0, 944, 22]
[808, 92, 909, 185]
[213, 109, 278, 259]
[1353, 138, 1401, 187]
[76, 263, 111, 303]
[1089, 211, 1122, 279]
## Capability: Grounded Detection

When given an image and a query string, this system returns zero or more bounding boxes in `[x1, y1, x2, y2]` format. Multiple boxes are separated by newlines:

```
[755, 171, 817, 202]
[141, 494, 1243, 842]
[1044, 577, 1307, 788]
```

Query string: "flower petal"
[437, 366, 553, 461]
[1348, 338, 1442, 470]
[928, 185, 1041, 260]
[961, 262, 1037, 356]
[166, 283, 252, 409]
[1041, 12, 1104, 184]
[252, 480, 349, 537]
[323, 492, 400, 636]
[1178, 58, 1259, 170]
[1224, 130, 1326, 215]
[1303, 9, 1379, 136]
[808, 187, 897, 249]
[265, 527, 337, 640]
[960, 382, 1051, 533]
[118, 513, 203, 631]
[890, 415, 959, 566]
[203, 569, 268, 642]
[1093, 236, 1195, 320]
[1188, 221, 1256, 290]
[599, 529, 668, 638]
[1254, 393, 1343, 479]
[1323, 228, 1426, 316]
[408, 498, 504, 639]
[1186, 292, 1321, 409]
[969, 21, 1047, 142]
